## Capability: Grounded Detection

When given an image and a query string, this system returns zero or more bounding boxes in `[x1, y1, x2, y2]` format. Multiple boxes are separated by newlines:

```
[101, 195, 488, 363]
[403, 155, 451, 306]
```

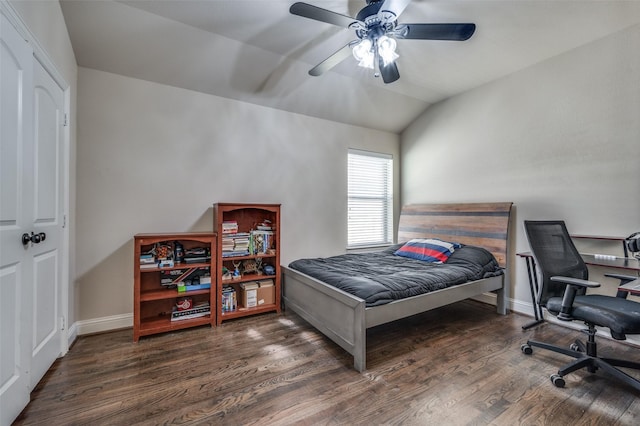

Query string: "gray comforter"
[288, 245, 503, 307]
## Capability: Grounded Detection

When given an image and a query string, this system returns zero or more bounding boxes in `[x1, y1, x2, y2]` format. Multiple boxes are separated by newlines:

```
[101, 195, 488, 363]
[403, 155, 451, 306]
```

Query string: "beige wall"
[402, 24, 640, 313]
[76, 68, 399, 325]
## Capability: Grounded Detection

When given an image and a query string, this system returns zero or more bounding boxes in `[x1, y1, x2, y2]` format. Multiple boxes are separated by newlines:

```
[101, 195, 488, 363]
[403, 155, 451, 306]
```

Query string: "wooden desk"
[581, 253, 640, 272]
[571, 234, 631, 258]
[618, 279, 640, 296]
[518, 252, 640, 272]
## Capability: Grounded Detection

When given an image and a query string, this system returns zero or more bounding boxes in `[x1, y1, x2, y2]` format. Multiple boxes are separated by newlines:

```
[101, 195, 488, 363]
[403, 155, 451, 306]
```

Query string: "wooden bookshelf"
[133, 232, 217, 341]
[214, 203, 281, 325]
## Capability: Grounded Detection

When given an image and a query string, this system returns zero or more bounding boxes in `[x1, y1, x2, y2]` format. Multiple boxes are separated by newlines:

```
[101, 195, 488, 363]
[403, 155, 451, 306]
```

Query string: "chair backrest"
[524, 220, 589, 306]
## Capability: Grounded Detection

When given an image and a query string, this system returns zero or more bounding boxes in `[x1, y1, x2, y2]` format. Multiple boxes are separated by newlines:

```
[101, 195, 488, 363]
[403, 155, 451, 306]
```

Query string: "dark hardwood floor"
[14, 300, 640, 425]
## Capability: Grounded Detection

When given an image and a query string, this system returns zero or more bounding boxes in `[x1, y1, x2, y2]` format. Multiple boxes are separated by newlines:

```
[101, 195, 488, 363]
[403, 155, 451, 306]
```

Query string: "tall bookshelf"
[133, 232, 217, 342]
[213, 203, 281, 325]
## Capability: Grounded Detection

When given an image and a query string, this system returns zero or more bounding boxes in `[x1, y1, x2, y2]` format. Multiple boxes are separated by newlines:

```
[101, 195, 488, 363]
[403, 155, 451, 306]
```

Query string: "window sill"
[346, 244, 394, 253]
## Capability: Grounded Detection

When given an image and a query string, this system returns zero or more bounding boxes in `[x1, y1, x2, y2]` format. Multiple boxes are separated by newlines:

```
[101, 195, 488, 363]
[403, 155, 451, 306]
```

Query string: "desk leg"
[522, 256, 545, 330]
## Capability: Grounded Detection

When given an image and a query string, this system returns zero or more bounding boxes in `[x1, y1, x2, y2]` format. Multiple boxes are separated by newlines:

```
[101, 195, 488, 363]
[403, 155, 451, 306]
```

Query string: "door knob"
[21, 232, 47, 245]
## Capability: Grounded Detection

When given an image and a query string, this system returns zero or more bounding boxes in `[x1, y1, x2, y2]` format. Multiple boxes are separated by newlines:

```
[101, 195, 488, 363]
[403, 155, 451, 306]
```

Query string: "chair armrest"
[550, 276, 600, 288]
[550, 276, 600, 321]
[605, 273, 637, 285]
[606, 273, 638, 299]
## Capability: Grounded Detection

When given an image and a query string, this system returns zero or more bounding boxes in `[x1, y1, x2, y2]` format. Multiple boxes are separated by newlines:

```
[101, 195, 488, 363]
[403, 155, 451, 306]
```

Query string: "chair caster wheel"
[521, 343, 533, 355]
[551, 374, 565, 388]
[569, 343, 580, 351]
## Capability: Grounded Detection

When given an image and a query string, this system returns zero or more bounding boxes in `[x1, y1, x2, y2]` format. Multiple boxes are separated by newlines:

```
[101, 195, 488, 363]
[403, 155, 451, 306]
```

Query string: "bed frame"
[281, 202, 513, 372]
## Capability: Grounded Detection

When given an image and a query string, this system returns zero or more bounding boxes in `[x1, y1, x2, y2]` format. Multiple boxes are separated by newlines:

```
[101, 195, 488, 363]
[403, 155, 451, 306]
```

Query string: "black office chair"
[521, 220, 640, 390]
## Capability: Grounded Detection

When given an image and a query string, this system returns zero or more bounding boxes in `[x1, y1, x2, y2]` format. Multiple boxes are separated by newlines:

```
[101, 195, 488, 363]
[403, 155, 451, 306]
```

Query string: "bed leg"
[354, 350, 365, 373]
[353, 302, 366, 372]
[495, 287, 508, 315]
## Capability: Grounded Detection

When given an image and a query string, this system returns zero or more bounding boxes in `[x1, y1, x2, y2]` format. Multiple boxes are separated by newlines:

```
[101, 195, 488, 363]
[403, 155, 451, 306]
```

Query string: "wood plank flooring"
[14, 300, 640, 425]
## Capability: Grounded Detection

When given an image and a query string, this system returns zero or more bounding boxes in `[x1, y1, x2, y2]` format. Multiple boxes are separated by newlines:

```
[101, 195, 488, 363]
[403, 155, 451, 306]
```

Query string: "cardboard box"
[256, 279, 275, 306]
[239, 282, 259, 308]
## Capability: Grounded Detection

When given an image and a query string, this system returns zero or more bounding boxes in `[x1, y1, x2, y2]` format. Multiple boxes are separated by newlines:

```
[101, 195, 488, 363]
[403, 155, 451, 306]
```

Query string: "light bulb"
[377, 35, 398, 66]
[352, 39, 374, 69]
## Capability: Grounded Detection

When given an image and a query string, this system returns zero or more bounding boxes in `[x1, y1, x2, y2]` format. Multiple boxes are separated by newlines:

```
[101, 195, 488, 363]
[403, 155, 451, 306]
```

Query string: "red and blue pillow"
[394, 238, 462, 263]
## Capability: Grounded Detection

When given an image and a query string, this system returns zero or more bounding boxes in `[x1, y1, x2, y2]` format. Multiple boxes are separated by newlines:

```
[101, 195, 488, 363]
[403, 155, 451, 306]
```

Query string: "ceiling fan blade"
[309, 42, 355, 76]
[290, 2, 358, 28]
[379, 0, 412, 19]
[397, 23, 476, 41]
[378, 56, 400, 84]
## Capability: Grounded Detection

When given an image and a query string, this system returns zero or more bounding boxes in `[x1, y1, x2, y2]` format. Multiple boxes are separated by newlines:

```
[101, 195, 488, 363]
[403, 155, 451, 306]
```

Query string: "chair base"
[522, 326, 640, 392]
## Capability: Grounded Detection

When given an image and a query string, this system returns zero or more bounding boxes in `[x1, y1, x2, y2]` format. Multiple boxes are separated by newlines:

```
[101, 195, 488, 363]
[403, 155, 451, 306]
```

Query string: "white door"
[30, 55, 65, 390]
[1, 11, 66, 425]
[1, 11, 35, 424]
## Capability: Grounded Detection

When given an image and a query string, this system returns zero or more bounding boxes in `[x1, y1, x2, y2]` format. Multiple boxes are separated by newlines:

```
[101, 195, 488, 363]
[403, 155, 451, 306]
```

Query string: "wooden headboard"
[397, 202, 513, 268]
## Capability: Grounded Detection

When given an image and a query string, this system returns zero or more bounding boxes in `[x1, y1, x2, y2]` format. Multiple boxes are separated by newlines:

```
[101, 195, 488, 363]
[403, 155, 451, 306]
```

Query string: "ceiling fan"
[289, 0, 476, 84]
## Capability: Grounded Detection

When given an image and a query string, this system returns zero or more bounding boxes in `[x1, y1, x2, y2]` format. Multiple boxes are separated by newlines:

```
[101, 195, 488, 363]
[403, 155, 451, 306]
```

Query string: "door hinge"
[61, 316, 65, 331]
[63, 113, 69, 127]
[63, 214, 66, 228]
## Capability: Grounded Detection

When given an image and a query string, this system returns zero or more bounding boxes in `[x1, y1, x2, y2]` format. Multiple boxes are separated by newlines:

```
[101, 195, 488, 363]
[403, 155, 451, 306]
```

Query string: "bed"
[281, 202, 513, 372]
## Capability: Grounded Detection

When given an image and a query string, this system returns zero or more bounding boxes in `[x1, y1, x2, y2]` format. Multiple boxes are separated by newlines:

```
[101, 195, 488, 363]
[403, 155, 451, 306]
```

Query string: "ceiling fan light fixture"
[352, 39, 375, 69]
[289, 1, 476, 84]
[377, 35, 398, 66]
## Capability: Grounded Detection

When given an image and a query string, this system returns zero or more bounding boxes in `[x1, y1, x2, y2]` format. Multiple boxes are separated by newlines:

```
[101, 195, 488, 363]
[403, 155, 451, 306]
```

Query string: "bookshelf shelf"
[219, 304, 279, 321]
[133, 232, 217, 342]
[140, 288, 211, 302]
[214, 203, 281, 325]
[139, 261, 212, 273]
[139, 315, 212, 334]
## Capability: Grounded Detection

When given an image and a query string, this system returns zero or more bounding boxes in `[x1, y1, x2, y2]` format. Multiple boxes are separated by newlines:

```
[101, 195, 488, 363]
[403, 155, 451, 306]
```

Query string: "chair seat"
[547, 295, 640, 340]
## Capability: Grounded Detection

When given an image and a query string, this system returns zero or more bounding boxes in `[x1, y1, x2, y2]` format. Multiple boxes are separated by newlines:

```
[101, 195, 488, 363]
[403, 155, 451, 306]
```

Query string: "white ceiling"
[60, 0, 640, 133]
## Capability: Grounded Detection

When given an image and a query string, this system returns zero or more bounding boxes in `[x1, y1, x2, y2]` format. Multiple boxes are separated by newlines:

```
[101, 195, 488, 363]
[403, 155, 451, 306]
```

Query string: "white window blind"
[348, 149, 393, 248]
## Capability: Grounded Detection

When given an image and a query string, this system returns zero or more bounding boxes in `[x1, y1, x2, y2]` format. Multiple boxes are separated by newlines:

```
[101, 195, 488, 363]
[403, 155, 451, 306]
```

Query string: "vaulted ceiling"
[60, 0, 640, 133]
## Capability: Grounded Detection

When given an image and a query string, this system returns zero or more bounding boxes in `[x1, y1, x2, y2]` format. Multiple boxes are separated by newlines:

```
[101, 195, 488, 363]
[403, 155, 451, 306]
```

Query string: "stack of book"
[222, 221, 238, 234]
[222, 236, 235, 252]
[222, 285, 237, 312]
[222, 232, 251, 257]
[256, 220, 272, 231]
[171, 302, 210, 321]
[139, 253, 157, 269]
[183, 247, 210, 264]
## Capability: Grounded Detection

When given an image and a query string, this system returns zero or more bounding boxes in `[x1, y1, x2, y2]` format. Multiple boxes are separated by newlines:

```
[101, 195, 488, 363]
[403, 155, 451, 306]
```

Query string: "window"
[348, 149, 393, 248]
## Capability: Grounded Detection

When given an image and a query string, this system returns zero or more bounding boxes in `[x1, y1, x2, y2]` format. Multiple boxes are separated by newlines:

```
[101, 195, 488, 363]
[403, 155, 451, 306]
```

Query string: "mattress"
[288, 245, 503, 307]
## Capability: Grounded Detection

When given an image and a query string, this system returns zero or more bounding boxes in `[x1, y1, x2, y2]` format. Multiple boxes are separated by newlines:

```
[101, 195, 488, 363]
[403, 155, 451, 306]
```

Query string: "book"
[251, 230, 274, 254]
[183, 256, 211, 264]
[177, 283, 211, 292]
[221, 250, 249, 258]
[170, 310, 210, 321]
[171, 303, 210, 321]
[222, 285, 237, 312]
[222, 221, 238, 234]
[140, 263, 158, 269]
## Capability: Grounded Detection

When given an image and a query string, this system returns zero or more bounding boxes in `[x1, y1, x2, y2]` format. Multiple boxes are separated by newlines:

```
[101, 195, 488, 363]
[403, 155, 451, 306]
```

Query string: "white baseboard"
[473, 292, 534, 316]
[67, 321, 78, 348]
[73, 313, 133, 336]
